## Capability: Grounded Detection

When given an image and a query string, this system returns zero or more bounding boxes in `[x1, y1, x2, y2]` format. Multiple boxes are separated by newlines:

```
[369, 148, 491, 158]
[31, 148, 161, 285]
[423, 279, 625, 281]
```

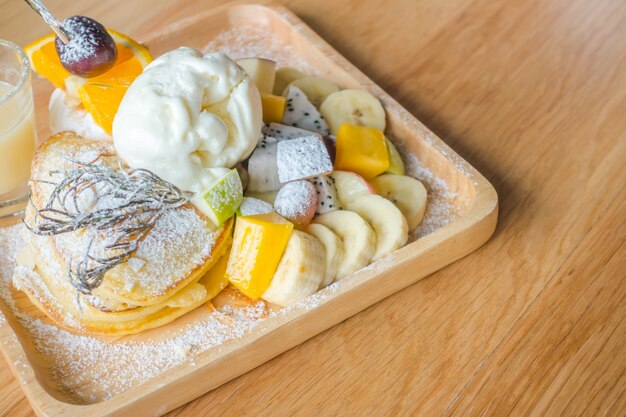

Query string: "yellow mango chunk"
[334, 124, 390, 178]
[201, 251, 231, 301]
[261, 93, 286, 124]
[226, 212, 293, 299]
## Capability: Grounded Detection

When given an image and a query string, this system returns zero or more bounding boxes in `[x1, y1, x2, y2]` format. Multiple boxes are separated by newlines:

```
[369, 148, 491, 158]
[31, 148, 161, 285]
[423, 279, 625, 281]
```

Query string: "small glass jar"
[0, 40, 37, 223]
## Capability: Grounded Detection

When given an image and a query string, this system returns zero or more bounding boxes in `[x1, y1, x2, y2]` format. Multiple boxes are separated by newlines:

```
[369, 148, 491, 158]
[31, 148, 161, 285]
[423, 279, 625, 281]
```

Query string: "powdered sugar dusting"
[204, 26, 317, 74]
[0, 23, 465, 405]
[274, 180, 316, 219]
[0, 224, 339, 403]
[276, 136, 333, 183]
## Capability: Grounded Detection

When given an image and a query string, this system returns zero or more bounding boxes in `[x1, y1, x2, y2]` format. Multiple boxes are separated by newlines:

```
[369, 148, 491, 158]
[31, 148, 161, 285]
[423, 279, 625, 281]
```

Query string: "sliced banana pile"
[227, 62, 430, 307]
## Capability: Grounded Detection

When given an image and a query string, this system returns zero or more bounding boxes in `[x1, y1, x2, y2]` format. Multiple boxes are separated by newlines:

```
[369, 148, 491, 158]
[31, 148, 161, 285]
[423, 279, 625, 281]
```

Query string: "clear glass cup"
[0, 40, 37, 224]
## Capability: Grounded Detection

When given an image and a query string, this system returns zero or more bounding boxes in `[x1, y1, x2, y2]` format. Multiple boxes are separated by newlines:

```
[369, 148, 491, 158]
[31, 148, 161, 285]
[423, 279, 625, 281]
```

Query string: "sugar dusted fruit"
[276, 135, 333, 183]
[226, 212, 294, 299]
[56, 16, 118, 77]
[334, 124, 390, 179]
[274, 180, 317, 227]
[191, 169, 243, 226]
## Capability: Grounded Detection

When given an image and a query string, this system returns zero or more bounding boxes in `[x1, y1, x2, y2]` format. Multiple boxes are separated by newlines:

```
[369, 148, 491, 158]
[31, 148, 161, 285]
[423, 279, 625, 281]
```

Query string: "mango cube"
[261, 93, 286, 124]
[334, 124, 390, 178]
[226, 212, 293, 299]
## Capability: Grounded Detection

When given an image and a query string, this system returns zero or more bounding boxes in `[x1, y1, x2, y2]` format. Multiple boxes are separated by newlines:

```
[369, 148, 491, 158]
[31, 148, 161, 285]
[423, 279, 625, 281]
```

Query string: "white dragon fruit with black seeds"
[264, 122, 322, 141]
[283, 86, 330, 136]
[247, 137, 281, 192]
[311, 175, 341, 215]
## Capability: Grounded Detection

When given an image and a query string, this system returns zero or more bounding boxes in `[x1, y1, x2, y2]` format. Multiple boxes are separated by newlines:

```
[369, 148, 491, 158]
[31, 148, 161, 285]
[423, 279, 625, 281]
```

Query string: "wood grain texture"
[0, 0, 624, 416]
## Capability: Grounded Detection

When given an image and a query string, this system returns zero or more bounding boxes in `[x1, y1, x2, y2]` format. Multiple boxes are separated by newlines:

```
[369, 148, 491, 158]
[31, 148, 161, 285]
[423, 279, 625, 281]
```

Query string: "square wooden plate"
[0, 2, 498, 416]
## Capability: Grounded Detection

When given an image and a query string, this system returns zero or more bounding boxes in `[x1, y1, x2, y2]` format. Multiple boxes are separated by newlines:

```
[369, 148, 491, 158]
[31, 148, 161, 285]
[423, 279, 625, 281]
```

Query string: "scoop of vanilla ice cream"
[49, 88, 110, 141]
[112, 47, 263, 192]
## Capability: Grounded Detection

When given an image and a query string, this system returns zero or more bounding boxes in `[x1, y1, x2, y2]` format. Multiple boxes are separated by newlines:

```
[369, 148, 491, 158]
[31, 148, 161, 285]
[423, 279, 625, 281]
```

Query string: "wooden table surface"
[1, 0, 625, 415]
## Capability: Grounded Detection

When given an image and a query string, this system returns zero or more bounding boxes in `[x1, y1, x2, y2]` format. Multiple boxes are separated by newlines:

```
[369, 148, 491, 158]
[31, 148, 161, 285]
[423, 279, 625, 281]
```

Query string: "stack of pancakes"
[13, 132, 232, 335]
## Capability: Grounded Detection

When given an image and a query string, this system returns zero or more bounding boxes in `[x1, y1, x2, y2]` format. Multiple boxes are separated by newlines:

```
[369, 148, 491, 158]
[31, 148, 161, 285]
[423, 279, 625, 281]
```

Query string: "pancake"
[16, 132, 233, 335]
[13, 231, 231, 335]
[27, 132, 231, 308]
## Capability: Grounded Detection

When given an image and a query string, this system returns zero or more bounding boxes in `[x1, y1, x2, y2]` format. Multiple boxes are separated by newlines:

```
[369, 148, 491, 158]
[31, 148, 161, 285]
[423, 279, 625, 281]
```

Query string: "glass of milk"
[0, 40, 37, 223]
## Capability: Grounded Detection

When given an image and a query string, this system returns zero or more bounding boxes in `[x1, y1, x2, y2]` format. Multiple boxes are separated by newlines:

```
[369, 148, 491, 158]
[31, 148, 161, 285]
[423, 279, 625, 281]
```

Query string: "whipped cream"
[112, 47, 263, 192]
[48, 88, 110, 141]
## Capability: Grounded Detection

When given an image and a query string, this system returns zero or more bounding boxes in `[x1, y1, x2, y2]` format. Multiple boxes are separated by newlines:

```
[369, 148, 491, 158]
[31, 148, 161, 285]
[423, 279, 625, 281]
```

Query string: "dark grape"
[55, 16, 117, 78]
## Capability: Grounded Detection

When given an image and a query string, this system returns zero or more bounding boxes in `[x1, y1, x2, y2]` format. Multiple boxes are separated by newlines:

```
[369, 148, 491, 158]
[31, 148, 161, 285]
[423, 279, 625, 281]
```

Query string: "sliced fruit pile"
[208, 59, 429, 307]
[26, 26, 152, 134]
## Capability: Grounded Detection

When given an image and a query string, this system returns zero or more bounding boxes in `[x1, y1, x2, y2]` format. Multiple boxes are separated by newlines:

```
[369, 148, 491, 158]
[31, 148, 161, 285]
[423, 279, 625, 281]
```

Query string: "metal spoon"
[23, 0, 71, 44]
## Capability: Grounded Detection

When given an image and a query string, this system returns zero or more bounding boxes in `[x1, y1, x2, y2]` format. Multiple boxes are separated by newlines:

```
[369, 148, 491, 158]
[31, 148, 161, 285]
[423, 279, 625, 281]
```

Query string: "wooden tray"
[0, 2, 498, 416]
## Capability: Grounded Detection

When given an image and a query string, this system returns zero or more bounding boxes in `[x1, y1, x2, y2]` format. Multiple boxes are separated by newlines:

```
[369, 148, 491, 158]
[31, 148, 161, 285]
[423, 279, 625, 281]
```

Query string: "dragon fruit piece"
[276, 135, 333, 183]
[264, 122, 321, 141]
[274, 180, 318, 227]
[238, 196, 274, 216]
[311, 175, 341, 215]
[283, 85, 330, 136]
[247, 137, 281, 192]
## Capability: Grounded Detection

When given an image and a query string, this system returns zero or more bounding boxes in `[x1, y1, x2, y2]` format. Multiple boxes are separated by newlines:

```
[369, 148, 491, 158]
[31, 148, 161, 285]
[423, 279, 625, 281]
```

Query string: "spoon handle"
[23, 0, 71, 43]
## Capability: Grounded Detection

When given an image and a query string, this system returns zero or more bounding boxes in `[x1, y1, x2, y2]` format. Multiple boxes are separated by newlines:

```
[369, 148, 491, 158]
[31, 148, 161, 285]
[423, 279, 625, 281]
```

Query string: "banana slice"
[273, 67, 307, 96]
[306, 223, 344, 287]
[369, 174, 427, 230]
[344, 194, 408, 261]
[262, 230, 326, 306]
[314, 210, 375, 279]
[283, 76, 339, 108]
[320, 89, 386, 134]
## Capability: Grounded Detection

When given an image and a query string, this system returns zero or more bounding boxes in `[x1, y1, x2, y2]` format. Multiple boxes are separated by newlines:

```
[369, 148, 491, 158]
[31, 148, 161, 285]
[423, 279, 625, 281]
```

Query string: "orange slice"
[25, 30, 152, 134]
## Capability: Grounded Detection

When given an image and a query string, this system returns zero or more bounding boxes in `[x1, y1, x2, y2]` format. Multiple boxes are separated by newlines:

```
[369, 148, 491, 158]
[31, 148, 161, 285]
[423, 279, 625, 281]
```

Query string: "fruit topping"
[331, 170, 376, 206]
[274, 180, 317, 227]
[261, 230, 325, 306]
[385, 136, 405, 175]
[237, 197, 274, 216]
[283, 85, 330, 136]
[282, 76, 339, 108]
[191, 169, 243, 226]
[264, 122, 321, 141]
[273, 66, 306, 96]
[276, 135, 333, 183]
[247, 137, 281, 192]
[334, 124, 390, 178]
[260, 93, 286, 123]
[236, 57, 276, 93]
[55, 16, 118, 77]
[310, 175, 341, 215]
[306, 223, 344, 287]
[26, 29, 152, 134]
[226, 212, 294, 299]
[343, 194, 408, 261]
[370, 174, 427, 230]
[314, 210, 376, 279]
[320, 89, 386, 134]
